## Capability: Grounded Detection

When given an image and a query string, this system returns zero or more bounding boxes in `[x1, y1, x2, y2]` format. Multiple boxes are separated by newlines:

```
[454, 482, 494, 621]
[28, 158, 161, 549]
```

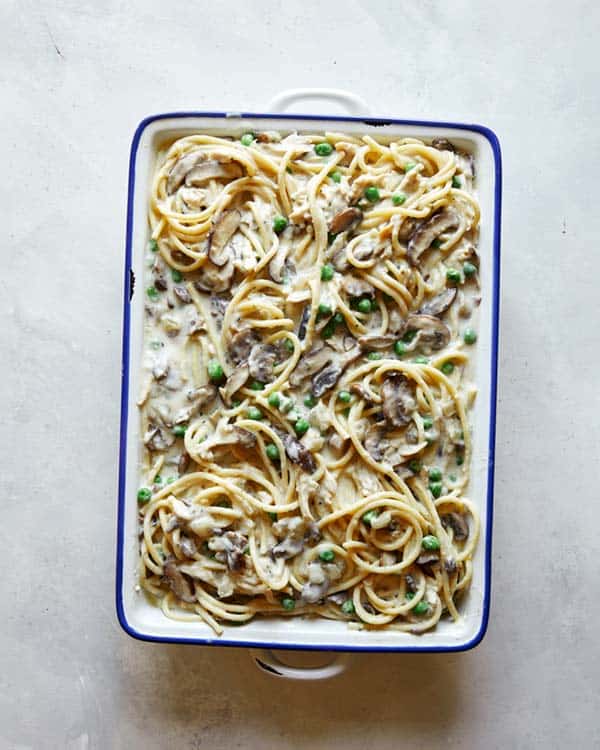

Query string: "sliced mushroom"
[228, 328, 260, 365]
[278, 431, 317, 473]
[417, 551, 440, 566]
[364, 425, 386, 461]
[381, 374, 416, 428]
[197, 419, 256, 459]
[311, 344, 361, 398]
[173, 285, 192, 304]
[418, 288, 457, 317]
[350, 382, 376, 405]
[186, 160, 243, 187]
[208, 531, 248, 572]
[442, 512, 469, 541]
[329, 207, 362, 235]
[208, 209, 241, 266]
[186, 384, 218, 410]
[220, 364, 249, 404]
[332, 246, 349, 272]
[167, 151, 207, 193]
[301, 563, 331, 603]
[193, 257, 234, 293]
[405, 314, 451, 351]
[289, 343, 332, 386]
[431, 137, 456, 152]
[248, 343, 278, 383]
[297, 305, 311, 341]
[179, 535, 197, 558]
[144, 426, 175, 451]
[163, 561, 196, 603]
[358, 334, 396, 351]
[343, 276, 374, 298]
[178, 451, 190, 475]
[272, 517, 319, 560]
[407, 208, 460, 265]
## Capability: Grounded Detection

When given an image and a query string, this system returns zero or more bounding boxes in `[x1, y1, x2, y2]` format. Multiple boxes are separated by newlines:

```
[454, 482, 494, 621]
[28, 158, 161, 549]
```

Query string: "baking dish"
[116, 89, 501, 675]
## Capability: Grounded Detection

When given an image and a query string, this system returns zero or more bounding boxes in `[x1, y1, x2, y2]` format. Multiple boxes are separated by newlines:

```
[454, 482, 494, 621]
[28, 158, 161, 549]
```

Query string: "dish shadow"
[116, 638, 471, 747]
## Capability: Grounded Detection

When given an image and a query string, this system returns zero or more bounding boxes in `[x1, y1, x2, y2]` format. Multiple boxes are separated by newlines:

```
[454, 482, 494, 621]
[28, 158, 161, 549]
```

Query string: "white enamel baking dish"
[116, 89, 502, 679]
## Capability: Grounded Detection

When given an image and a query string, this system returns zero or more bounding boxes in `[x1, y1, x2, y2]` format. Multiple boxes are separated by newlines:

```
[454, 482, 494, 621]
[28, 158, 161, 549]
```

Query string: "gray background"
[2, 1, 599, 748]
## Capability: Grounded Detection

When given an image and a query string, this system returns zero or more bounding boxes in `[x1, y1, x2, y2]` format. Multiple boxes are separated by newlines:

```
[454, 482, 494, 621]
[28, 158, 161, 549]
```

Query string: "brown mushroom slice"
[343, 276, 374, 298]
[277, 430, 317, 473]
[220, 364, 249, 404]
[431, 137, 456, 152]
[405, 314, 451, 351]
[297, 305, 311, 341]
[381, 374, 416, 428]
[417, 288, 457, 318]
[228, 328, 260, 365]
[350, 382, 376, 406]
[442, 512, 469, 541]
[167, 151, 207, 194]
[417, 551, 440, 566]
[407, 208, 460, 265]
[163, 561, 196, 603]
[329, 207, 363, 235]
[311, 344, 361, 398]
[186, 160, 243, 188]
[193, 257, 235, 293]
[208, 209, 241, 267]
[186, 384, 218, 410]
[173, 285, 192, 304]
[358, 334, 396, 351]
[248, 343, 278, 383]
[179, 535, 197, 558]
[289, 343, 332, 386]
[208, 531, 248, 572]
[364, 425, 386, 461]
[178, 451, 190, 475]
[198, 419, 257, 459]
[271, 517, 319, 560]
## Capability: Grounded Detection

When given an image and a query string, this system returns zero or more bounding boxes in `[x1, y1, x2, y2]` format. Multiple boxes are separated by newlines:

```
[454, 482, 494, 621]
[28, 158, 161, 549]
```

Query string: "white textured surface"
[2, 1, 598, 748]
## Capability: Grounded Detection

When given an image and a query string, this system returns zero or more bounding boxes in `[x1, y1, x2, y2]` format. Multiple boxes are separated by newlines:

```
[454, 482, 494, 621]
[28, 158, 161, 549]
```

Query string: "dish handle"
[266, 88, 370, 116]
[252, 649, 350, 680]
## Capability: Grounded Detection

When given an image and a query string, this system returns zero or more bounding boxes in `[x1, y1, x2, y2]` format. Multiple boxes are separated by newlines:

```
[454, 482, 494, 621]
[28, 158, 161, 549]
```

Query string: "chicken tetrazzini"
[136, 128, 481, 635]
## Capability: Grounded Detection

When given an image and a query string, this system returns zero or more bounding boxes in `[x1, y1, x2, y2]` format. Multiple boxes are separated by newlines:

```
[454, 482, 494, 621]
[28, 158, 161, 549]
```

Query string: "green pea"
[364, 186, 380, 202]
[456, 453, 464, 466]
[283, 339, 295, 353]
[231, 399, 241, 408]
[431, 238, 443, 249]
[148, 239, 159, 253]
[404, 162, 416, 172]
[329, 170, 342, 183]
[273, 215, 289, 234]
[402, 329, 417, 343]
[281, 597, 296, 611]
[294, 418, 309, 436]
[247, 407, 263, 421]
[333, 312, 344, 325]
[304, 394, 317, 408]
[250, 381, 265, 391]
[240, 132, 254, 146]
[441, 361, 455, 375]
[318, 303, 332, 316]
[166, 476, 176, 485]
[171, 268, 183, 283]
[153, 474, 163, 484]
[315, 142, 333, 156]
[146, 286, 159, 301]
[367, 352, 383, 361]
[149, 340, 162, 350]
[422, 416, 433, 430]
[422, 534, 441, 550]
[392, 193, 407, 206]
[362, 510, 378, 527]
[321, 321, 335, 339]
[448, 473, 457, 482]
[409, 459, 422, 473]
[207, 359, 224, 383]
[173, 424, 187, 438]
[321, 264, 334, 281]
[446, 268, 462, 284]
[429, 482, 442, 498]
[428, 467, 442, 481]
[452, 175, 461, 188]
[464, 328, 477, 345]
[319, 549, 335, 563]
[357, 298, 372, 314]
[265, 443, 279, 461]
[413, 356, 429, 364]
[394, 341, 406, 356]
[405, 591, 416, 601]
[268, 511, 278, 521]
[341, 599, 355, 615]
[412, 601, 430, 615]
[268, 392, 281, 408]
[463, 261, 477, 278]
[137, 487, 152, 504]
[328, 232, 337, 245]
[337, 390, 351, 403]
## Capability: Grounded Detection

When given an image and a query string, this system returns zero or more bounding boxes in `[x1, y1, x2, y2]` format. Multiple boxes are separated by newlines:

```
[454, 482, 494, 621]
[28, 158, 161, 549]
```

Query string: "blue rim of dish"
[117, 111, 502, 652]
